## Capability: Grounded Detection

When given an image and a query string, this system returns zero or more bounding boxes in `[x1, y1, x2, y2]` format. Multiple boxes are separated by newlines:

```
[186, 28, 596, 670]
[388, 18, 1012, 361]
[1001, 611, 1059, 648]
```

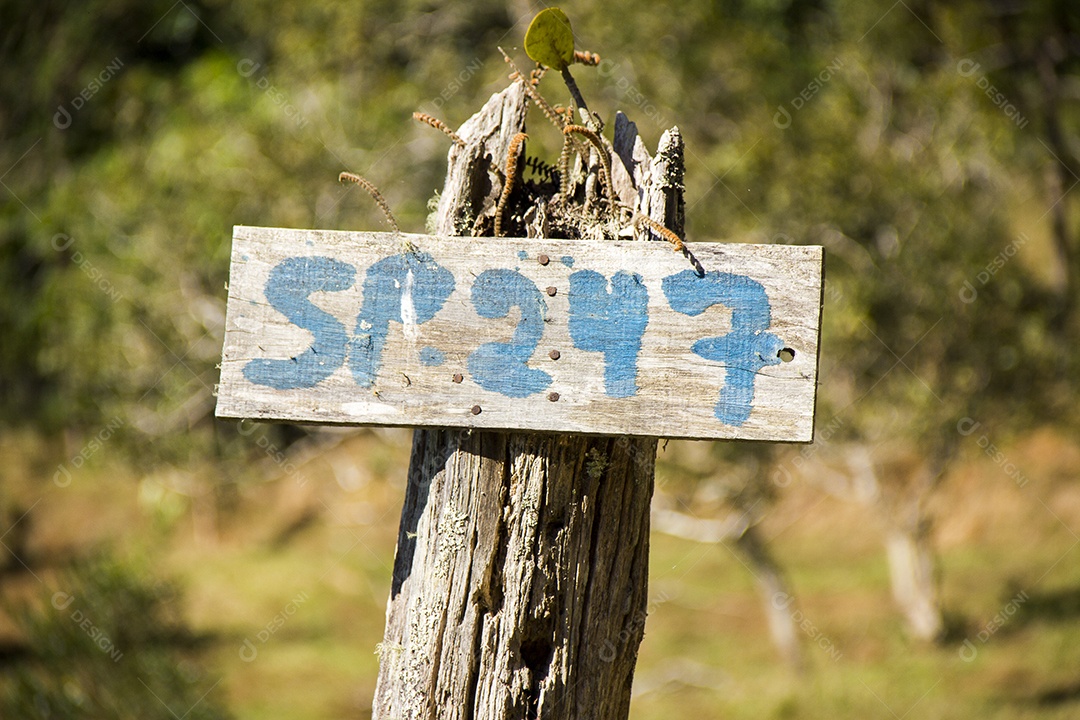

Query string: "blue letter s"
[243, 256, 356, 390]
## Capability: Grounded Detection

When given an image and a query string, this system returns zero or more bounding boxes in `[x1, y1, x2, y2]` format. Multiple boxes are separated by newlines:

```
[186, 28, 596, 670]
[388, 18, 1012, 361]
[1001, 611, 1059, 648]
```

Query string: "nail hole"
[549, 349, 561, 360]
[471, 405, 482, 415]
[548, 392, 560, 402]
[778, 348, 795, 363]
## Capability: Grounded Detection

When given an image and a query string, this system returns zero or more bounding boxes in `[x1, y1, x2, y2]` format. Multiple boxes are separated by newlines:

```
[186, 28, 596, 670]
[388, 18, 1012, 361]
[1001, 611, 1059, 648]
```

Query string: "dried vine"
[338, 46, 685, 257]
[412, 112, 466, 148]
[338, 171, 399, 234]
[495, 132, 528, 237]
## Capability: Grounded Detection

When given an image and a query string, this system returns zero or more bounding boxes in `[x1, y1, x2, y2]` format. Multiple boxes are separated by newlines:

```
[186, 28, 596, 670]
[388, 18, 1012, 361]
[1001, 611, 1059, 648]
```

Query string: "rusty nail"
[471, 405, 482, 415]
[549, 349, 561, 360]
[537, 253, 550, 266]
[546, 286, 557, 297]
[452, 373, 464, 383]
[548, 392, 560, 402]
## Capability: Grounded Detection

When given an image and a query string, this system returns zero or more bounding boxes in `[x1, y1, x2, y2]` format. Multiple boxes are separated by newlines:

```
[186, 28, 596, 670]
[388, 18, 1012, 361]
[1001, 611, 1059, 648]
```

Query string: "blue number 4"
[568, 270, 649, 398]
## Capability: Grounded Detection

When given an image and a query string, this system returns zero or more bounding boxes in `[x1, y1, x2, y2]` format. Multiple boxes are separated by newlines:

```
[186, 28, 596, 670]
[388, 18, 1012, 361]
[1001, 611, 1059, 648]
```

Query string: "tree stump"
[373, 83, 685, 719]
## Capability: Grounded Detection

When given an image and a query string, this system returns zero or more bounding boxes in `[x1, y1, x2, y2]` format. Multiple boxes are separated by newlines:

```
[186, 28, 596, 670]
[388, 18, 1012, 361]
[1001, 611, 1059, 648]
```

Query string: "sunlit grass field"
[2, 427, 1078, 719]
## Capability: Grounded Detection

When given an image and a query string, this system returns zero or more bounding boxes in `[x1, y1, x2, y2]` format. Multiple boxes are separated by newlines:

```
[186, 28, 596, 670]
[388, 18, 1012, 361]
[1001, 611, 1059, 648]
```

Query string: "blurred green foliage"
[0, 0, 1077, 465]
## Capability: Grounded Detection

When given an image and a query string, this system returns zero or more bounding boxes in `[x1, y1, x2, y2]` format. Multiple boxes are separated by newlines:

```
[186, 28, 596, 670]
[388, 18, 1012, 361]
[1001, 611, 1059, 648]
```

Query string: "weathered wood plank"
[216, 226, 823, 441]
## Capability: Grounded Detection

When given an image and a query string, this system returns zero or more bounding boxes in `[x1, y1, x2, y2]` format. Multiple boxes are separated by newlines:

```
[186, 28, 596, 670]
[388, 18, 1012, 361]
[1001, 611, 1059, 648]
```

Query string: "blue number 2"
[662, 269, 783, 426]
[467, 269, 551, 398]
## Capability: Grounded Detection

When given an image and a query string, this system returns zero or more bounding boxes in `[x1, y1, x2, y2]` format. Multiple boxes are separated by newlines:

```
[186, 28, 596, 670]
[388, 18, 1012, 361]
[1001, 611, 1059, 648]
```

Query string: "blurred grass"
[2, 427, 1078, 718]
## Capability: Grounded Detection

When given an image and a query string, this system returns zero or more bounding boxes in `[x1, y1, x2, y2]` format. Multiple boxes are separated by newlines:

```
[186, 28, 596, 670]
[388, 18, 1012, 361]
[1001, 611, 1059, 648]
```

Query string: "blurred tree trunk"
[993, 0, 1079, 325]
[841, 445, 945, 641]
[652, 491, 803, 669]
[373, 84, 683, 718]
[883, 526, 941, 640]
[1036, 34, 1079, 325]
[736, 524, 803, 669]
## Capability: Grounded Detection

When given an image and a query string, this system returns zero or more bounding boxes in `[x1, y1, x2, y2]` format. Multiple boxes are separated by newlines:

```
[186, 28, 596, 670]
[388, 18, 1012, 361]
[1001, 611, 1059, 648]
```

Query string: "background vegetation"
[1, 0, 1078, 717]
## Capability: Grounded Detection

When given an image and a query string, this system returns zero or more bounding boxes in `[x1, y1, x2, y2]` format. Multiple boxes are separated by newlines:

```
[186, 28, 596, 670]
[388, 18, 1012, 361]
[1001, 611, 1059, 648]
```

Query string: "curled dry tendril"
[495, 132, 528, 237]
[339, 172, 400, 234]
[563, 124, 615, 208]
[412, 112, 465, 148]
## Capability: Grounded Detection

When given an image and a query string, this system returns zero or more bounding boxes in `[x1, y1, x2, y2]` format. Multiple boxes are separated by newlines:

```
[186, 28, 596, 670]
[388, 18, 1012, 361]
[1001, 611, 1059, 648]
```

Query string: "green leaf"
[524, 8, 574, 71]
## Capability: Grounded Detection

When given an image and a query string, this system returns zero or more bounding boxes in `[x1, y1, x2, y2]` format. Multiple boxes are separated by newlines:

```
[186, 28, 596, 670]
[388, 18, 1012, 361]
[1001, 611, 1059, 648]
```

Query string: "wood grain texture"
[216, 228, 823, 442]
[376, 429, 656, 719]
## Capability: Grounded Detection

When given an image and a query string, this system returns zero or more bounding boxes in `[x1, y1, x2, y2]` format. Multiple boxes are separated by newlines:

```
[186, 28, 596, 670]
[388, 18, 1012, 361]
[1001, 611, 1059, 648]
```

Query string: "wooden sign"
[216, 226, 824, 441]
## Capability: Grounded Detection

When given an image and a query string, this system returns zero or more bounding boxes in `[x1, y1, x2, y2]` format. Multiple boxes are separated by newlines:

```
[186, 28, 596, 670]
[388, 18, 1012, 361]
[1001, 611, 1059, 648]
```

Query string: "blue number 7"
[662, 269, 783, 426]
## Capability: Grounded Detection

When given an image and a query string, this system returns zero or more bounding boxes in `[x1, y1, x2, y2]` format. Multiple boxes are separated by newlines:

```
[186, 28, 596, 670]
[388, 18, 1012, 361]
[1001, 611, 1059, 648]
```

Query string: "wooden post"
[373, 84, 668, 719]
[215, 79, 824, 719]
